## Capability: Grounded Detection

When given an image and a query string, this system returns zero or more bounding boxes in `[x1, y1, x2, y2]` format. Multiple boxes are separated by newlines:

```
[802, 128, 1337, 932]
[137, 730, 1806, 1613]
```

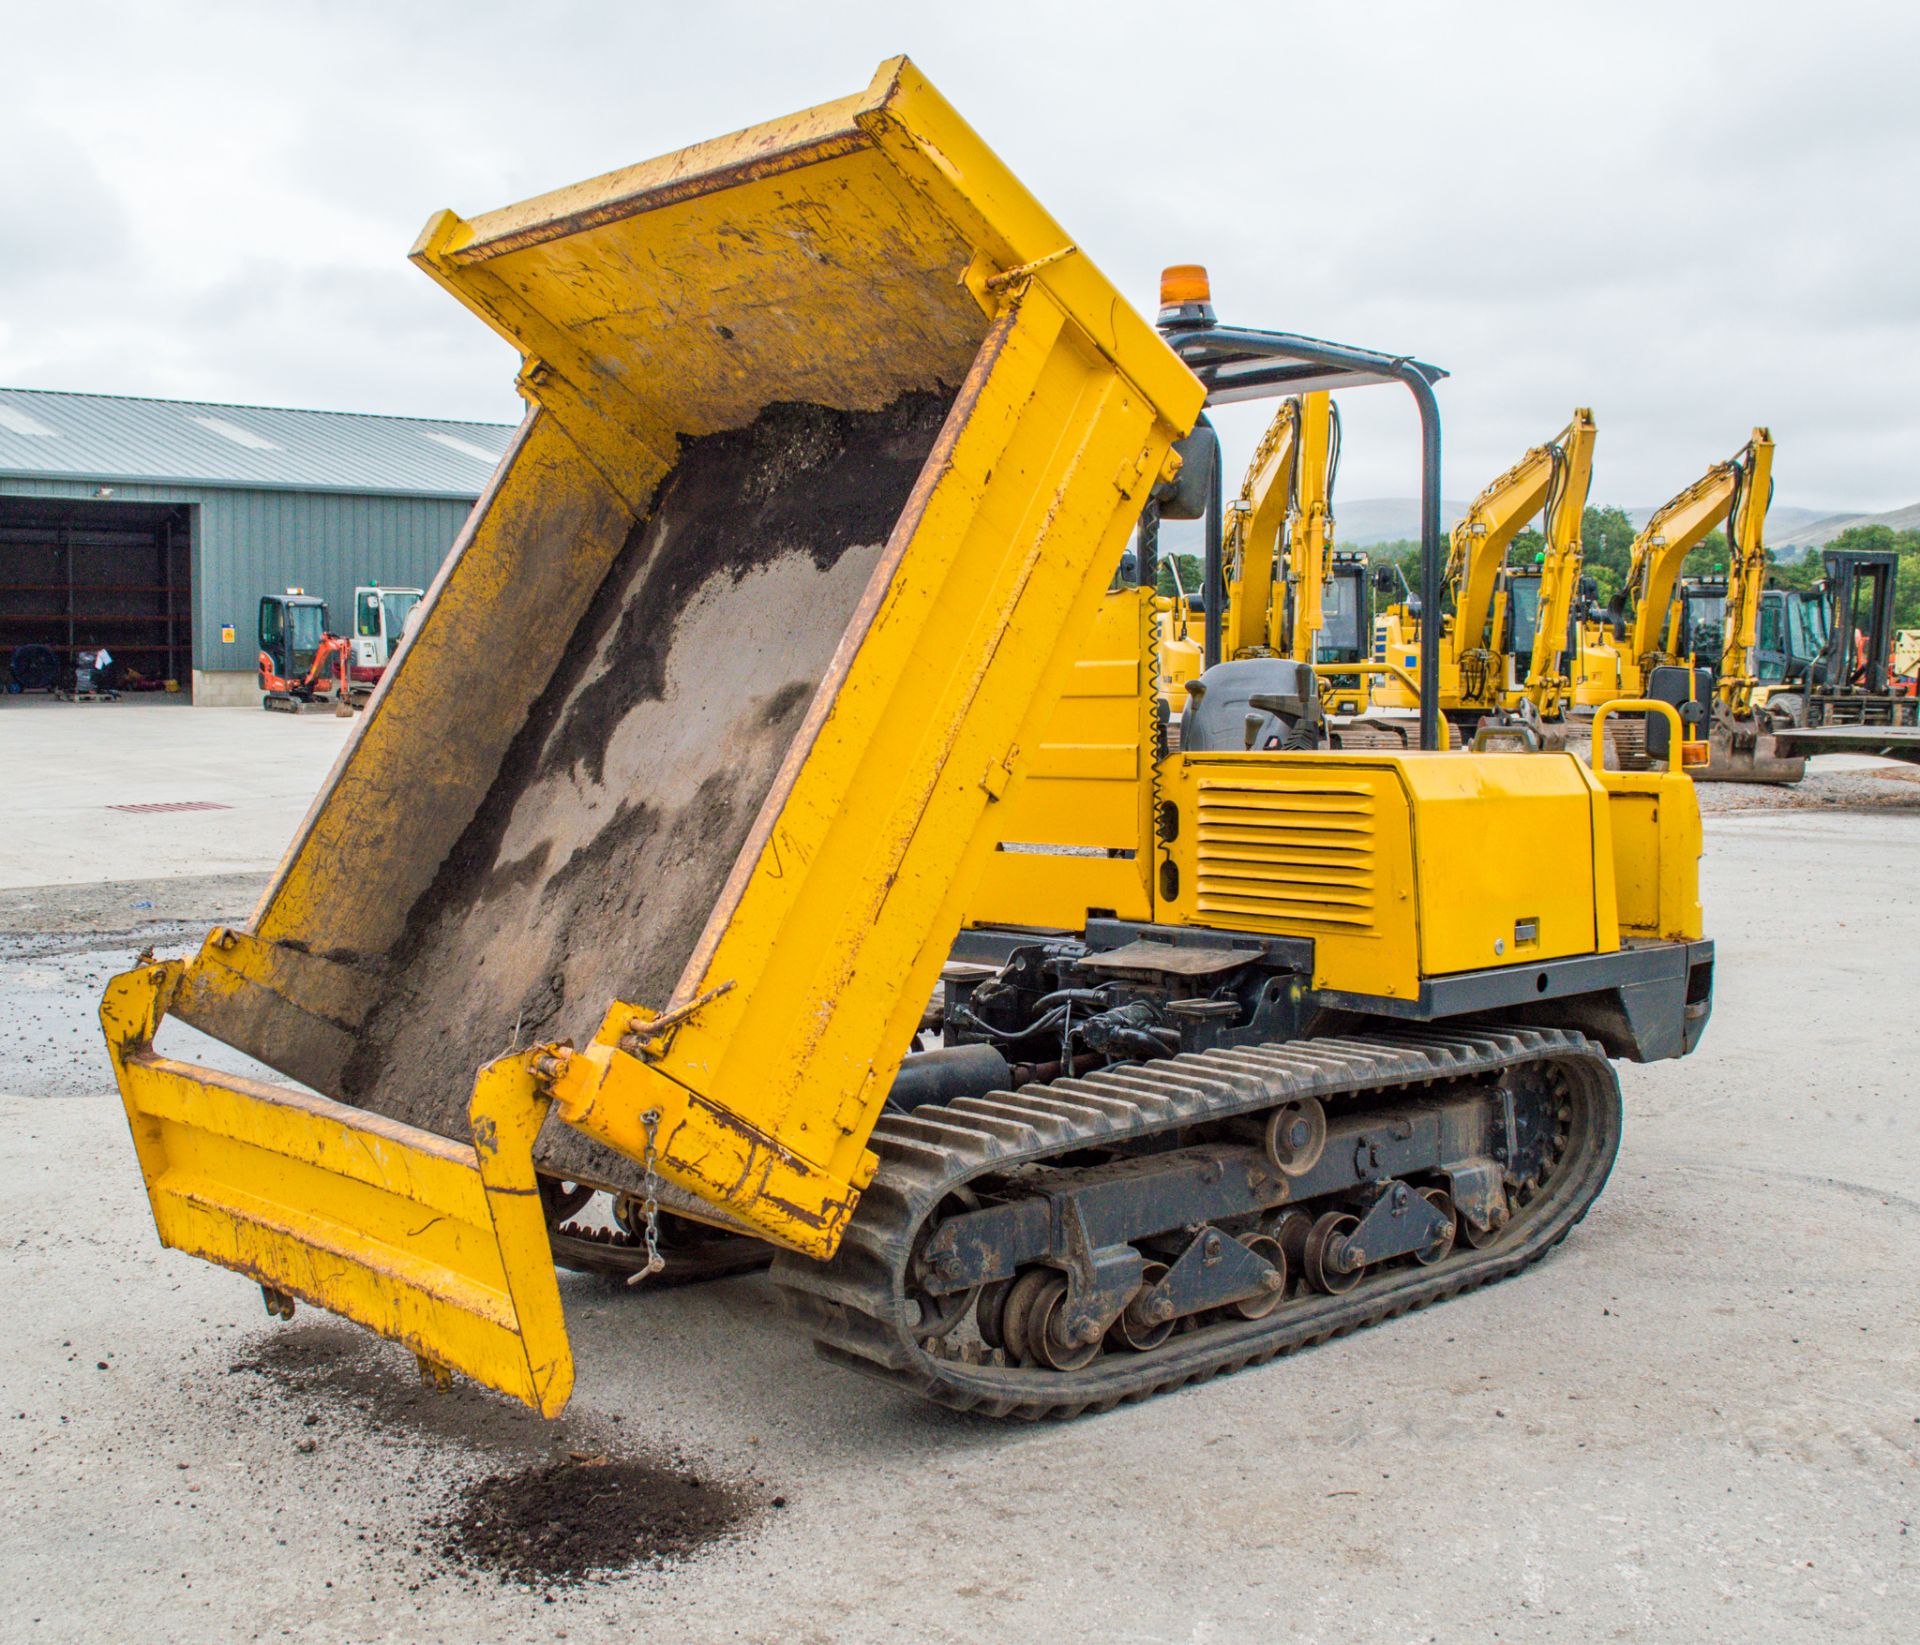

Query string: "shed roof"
[0, 386, 516, 499]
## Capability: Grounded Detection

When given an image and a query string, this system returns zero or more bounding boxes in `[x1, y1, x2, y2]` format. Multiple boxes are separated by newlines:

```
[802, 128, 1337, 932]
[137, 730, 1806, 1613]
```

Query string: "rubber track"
[770, 1025, 1620, 1419]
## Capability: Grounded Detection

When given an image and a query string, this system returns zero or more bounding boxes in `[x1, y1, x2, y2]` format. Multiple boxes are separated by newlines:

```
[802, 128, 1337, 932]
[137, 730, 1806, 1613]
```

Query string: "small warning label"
[221, 624, 235, 643]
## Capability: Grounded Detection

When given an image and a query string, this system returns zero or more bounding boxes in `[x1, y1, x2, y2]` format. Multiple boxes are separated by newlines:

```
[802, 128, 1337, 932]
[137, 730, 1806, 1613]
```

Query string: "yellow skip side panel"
[551, 289, 1191, 1252]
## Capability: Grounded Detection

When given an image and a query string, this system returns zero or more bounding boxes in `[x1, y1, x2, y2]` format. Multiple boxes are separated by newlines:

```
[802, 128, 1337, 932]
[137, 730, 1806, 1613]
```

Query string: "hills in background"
[1332, 497, 1918, 552]
[1762, 501, 1920, 551]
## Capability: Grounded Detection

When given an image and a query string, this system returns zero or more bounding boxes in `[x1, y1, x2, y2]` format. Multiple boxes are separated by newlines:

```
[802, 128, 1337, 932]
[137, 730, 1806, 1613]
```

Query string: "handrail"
[1590, 698, 1688, 785]
[1164, 322, 1447, 750]
[1306, 657, 1424, 702]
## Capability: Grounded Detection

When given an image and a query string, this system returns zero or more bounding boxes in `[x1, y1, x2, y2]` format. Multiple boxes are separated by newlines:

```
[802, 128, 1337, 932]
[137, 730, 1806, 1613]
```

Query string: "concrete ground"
[0, 697, 354, 890]
[0, 704, 1914, 1643]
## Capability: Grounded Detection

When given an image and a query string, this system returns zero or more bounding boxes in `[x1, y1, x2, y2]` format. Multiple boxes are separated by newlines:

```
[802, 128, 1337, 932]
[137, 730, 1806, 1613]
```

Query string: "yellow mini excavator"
[1178, 389, 1380, 737]
[1370, 412, 1597, 748]
[103, 60, 1712, 1420]
[1574, 431, 1802, 781]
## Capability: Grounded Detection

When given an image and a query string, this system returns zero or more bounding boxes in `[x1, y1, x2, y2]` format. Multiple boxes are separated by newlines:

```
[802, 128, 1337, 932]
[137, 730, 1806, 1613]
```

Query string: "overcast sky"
[5, 0, 1915, 514]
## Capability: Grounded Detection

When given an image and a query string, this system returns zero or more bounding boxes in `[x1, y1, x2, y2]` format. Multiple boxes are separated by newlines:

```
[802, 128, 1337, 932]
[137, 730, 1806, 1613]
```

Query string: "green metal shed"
[0, 387, 512, 703]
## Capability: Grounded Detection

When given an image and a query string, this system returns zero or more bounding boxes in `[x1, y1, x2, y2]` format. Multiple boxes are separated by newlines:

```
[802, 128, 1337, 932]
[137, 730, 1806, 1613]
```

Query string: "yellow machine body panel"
[970, 587, 1157, 929]
[1152, 750, 1648, 996]
[105, 58, 1202, 1413]
[1584, 704, 1707, 941]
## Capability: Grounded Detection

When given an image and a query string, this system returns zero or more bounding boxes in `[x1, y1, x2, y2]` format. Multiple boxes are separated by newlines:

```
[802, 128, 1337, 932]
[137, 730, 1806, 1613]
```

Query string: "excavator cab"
[257, 592, 329, 685]
[1753, 584, 1828, 684]
[1497, 567, 1541, 660]
[1317, 551, 1371, 665]
[350, 584, 424, 686]
[257, 590, 351, 713]
[1673, 577, 1727, 670]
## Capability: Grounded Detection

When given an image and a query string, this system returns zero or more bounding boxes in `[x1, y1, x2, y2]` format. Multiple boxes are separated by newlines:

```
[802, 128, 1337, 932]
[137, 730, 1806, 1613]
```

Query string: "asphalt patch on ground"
[436, 1453, 756, 1586]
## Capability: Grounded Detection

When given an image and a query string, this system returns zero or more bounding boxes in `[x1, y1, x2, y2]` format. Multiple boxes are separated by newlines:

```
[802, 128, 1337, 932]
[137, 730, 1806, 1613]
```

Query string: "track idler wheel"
[1461, 1202, 1509, 1249]
[1414, 1188, 1457, 1265]
[1265, 1099, 1327, 1177]
[975, 1277, 1015, 1351]
[1303, 1211, 1363, 1294]
[1229, 1234, 1288, 1319]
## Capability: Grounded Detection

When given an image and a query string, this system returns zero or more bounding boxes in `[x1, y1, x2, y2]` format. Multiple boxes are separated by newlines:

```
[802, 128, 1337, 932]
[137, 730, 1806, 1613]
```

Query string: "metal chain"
[625, 1108, 667, 1286]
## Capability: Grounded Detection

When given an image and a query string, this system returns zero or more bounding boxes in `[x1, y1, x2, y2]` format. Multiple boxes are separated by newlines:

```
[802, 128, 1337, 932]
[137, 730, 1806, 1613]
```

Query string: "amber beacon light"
[1157, 263, 1216, 327]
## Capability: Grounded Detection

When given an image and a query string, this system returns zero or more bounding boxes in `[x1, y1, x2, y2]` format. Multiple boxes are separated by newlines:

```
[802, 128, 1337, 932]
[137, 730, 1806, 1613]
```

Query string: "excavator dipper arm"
[1222, 400, 1300, 658]
[1715, 430, 1775, 714]
[1521, 408, 1598, 713]
[1448, 441, 1558, 674]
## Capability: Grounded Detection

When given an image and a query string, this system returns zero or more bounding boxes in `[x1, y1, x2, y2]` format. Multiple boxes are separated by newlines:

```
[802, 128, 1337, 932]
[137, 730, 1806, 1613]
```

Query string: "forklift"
[1763, 549, 1920, 763]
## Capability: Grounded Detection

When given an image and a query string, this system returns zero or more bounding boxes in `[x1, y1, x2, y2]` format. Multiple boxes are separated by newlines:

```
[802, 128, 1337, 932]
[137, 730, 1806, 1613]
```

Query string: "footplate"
[101, 961, 574, 1416]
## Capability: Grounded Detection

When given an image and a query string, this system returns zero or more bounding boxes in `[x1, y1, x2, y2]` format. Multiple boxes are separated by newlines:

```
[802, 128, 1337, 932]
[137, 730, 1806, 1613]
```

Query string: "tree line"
[1275, 509, 1919, 629]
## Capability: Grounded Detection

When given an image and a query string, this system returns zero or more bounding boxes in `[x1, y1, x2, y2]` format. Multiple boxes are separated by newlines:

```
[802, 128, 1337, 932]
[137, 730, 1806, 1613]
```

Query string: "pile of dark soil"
[439, 1453, 752, 1586]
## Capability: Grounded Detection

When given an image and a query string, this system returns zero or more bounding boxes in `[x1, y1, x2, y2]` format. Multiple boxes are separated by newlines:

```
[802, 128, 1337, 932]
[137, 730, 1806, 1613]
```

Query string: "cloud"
[3, 0, 1913, 511]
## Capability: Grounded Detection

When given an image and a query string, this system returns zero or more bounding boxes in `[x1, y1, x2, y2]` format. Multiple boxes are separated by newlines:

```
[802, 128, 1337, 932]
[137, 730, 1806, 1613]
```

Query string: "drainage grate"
[107, 802, 234, 814]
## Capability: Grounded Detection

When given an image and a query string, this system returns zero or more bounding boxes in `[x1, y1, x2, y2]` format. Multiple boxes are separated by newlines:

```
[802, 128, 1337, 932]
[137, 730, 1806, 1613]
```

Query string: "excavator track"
[771, 1026, 1620, 1419]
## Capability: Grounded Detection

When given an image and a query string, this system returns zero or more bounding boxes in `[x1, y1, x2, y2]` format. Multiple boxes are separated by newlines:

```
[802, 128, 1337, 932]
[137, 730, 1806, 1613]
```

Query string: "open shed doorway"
[0, 496, 193, 696]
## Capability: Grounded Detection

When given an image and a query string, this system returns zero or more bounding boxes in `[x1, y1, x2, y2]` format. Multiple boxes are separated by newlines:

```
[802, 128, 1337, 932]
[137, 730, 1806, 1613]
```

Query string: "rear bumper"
[1314, 938, 1715, 1063]
[102, 960, 574, 1415]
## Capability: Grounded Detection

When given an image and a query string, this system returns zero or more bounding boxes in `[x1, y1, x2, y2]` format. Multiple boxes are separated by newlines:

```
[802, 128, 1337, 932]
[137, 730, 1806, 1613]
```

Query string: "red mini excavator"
[257, 590, 353, 715]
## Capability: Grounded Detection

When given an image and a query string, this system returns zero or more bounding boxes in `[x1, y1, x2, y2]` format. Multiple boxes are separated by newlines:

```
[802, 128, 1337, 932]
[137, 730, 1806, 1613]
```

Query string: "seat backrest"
[1180, 657, 1319, 752]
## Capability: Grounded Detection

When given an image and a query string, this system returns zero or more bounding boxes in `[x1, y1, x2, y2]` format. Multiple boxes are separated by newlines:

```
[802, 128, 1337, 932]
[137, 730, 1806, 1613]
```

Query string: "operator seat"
[1180, 658, 1325, 752]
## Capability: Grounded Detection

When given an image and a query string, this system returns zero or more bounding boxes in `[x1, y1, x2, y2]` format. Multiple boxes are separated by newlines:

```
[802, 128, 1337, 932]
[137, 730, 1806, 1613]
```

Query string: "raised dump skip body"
[338, 392, 958, 1196]
[103, 58, 1201, 1412]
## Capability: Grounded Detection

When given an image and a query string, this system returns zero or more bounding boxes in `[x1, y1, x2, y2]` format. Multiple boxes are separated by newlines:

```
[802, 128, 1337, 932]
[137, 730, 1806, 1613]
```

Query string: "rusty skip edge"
[426, 62, 910, 263]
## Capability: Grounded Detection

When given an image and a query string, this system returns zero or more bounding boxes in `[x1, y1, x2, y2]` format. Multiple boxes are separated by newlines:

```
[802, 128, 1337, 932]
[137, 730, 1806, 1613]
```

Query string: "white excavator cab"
[350, 584, 424, 684]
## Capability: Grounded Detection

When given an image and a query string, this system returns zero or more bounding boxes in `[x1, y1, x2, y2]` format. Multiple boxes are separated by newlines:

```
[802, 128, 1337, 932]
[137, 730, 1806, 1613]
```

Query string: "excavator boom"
[1285, 393, 1337, 664]
[1623, 453, 1742, 666]
[1715, 430, 1775, 715]
[1448, 439, 1560, 666]
[1521, 408, 1598, 714]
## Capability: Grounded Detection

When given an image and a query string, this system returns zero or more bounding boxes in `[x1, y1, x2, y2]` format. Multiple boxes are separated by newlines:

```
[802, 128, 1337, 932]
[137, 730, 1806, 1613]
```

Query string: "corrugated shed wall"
[0, 476, 476, 671]
[191, 488, 475, 673]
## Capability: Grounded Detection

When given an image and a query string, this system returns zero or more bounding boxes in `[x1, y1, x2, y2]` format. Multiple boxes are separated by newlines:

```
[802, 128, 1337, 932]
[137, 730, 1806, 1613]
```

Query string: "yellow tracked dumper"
[104, 59, 1714, 1420]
